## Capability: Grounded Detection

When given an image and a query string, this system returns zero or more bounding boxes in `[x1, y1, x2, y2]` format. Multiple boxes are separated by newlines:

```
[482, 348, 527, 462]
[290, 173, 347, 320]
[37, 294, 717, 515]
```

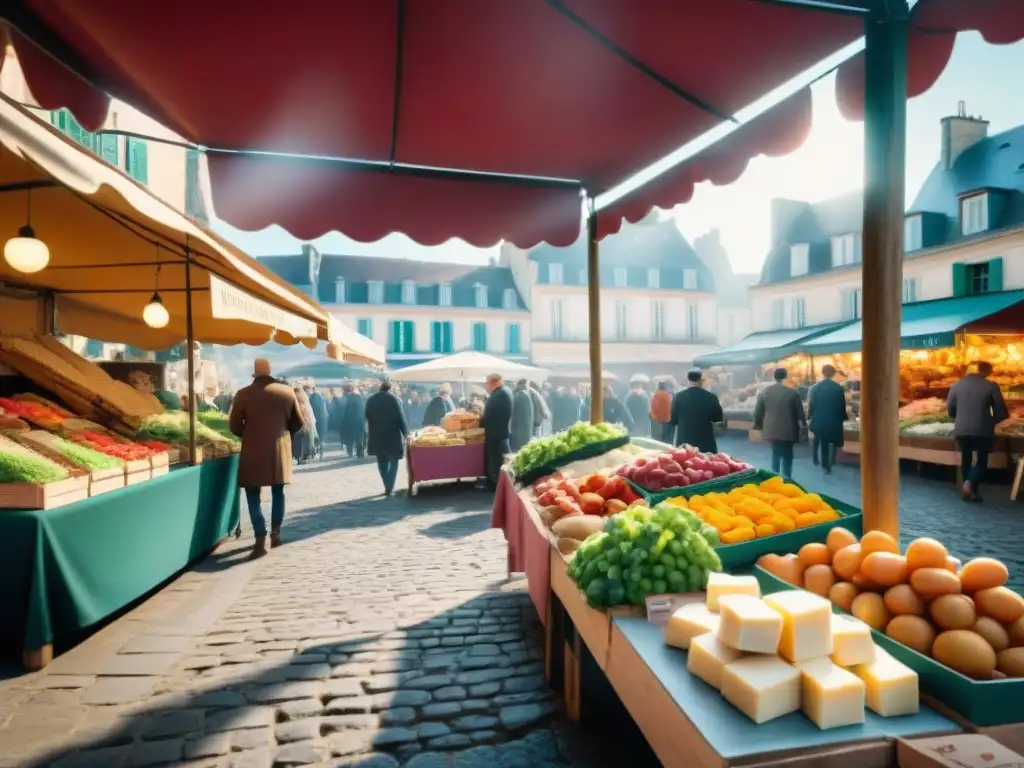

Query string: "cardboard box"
[897, 735, 1024, 768]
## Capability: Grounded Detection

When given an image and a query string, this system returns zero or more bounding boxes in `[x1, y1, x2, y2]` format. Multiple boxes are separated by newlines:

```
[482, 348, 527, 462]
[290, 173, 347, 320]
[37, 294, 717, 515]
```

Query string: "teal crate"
[513, 434, 629, 487]
[754, 566, 1024, 727]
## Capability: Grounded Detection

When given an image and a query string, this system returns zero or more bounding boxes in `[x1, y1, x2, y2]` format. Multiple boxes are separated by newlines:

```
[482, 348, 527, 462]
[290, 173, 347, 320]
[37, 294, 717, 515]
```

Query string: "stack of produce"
[510, 422, 626, 479]
[197, 411, 237, 441]
[567, 503, 723, 607]
[442, 410, 480, 432]
[69, 431, 156, 461]
[531, 471, 647, 545]
[138, 412, 233, 448]
[757, 530, 1024, 680]
[664, 575, 918, 726]
[5, 430, 120, 474]
[411, 426, 466, 447]
[0, 396, 66, 430]
[663, 475, 841, 544]
[0, 433, 69, 484]
[616, 445, 752, 492]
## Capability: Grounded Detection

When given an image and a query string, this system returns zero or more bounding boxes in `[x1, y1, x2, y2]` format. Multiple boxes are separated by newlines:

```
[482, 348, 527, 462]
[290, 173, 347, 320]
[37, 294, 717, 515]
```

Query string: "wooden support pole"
[586, 202, 603, 424]
[184, 243, 198, 466]
[860, 1, 908, 538]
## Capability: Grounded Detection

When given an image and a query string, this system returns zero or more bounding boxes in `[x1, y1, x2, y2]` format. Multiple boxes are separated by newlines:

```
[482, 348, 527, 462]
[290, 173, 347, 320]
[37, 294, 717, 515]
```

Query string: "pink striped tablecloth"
[490, 469, 551, 626]
[408, 442, 485, 483]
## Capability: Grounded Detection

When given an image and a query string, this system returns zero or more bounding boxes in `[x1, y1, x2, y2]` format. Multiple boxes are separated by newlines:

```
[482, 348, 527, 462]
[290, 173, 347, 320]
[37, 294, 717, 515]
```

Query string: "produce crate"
[149, 451, 170, 478]
[627, 467, 760, 505]
[754, 566, 1024, 727]
[0, 475, 89, 510]
[514, 434, 630, 487]
[88, 465, 125, 497]
[124, 458, 151, 486]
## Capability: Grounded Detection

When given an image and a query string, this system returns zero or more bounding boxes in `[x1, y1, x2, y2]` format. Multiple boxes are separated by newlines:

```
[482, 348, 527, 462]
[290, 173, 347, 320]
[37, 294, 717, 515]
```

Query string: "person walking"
[365, 380, 409, 496]
[601, 384, 634, 431]
[947, 361, 1009, 502]
[527, 380, 550, 437]
[291, 387, 317, 464]
[481, 373, 513, 488]
[625, 381, 651, 437]
[229, 359, 304, 558]
[753, 367, 806, 479]
[510, 379, 535, 452]
[670, 369, 724, 453]
[404, 389, 427, 429]
[808, 364, 847, 475]
[306, 383, 329, 449]
[649, 381, 674, 443]
[423, 383, 455, 427]
[339, 383, 367, 458]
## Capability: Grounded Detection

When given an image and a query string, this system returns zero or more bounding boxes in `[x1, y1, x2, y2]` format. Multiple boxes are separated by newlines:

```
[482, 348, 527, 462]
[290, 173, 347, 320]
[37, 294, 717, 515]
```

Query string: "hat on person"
[253, 358, 272, 377]
[687, 368, 703, 383]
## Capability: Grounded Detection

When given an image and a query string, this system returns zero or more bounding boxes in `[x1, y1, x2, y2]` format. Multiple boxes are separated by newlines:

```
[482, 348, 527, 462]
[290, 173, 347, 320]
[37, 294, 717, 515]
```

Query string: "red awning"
[2, 1, 1023, 247]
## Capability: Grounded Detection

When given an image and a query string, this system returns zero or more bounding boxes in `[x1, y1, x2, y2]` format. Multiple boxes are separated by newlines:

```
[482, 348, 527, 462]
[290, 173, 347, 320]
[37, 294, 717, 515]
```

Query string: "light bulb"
[143, 292, 169, 328]
[4, 225, 49, 273]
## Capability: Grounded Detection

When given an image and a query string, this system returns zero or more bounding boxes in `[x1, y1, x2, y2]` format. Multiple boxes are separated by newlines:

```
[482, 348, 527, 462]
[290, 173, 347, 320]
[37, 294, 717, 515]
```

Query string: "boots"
[270, 528, 282, 548]
[249, 536, 268, 560]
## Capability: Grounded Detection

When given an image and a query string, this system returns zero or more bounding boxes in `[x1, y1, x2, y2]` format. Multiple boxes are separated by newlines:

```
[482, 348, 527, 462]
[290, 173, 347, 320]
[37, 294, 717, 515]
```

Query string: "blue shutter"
[97, 134, 119, 165]
[403, 321, 415, 352]
[358, 318, 372, 338]
[185, 148, 208, 222]
[443, 322, 453, 353]
[389, 321, 401, 352]
[952, 263, 967, 297]
[84, 339, 105, 358]
[506, 324, 521, 354]
[127, 138, 149, 184]
[988, 257, 1003, 293]
[472, 323, 487, 352]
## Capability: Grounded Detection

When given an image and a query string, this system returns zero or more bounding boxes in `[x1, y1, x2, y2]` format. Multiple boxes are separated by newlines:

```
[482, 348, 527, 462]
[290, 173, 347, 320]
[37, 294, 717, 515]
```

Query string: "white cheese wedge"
[830, 614, 876, 668]
[687, 631, 743, 690]
[717, 594, 783, 653]
[800, 658, 866, 729]
[763, 590, 833, 663]
[853, 648, 919, 716]
[706, 573, 760, 611]
[791, 656, 836, 676]
[665, 603, 721, 650]
[721, 655, 801, 724]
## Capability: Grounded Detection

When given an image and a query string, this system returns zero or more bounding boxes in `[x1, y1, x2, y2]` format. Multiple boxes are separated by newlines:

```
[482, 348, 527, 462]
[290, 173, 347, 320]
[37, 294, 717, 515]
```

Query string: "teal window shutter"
[97, 134, 119, 165]
[389, 321, 401, 352]
[402, 321, 415, 352]
[472, 322, 487, 352]
[431, 321, 441, 352]
[952, 263, 967, 297]
[127, 138, 149, 184]
[357, 318, 372, 338]
[445, 322, 453, 353]
[185, 148, 208, 222]
[507, 323, 521, 354]
[988, 257, 1003, 293]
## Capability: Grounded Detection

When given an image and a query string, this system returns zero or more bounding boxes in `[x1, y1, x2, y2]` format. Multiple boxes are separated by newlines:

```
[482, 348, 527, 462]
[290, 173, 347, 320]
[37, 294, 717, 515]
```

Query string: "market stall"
[405, 413, 486, 496]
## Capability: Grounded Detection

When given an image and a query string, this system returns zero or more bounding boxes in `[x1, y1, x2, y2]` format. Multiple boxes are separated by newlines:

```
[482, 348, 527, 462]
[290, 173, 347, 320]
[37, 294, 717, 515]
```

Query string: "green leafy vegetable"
[55, 438, 124, 469]
[0, 450, 69, 484]
[138, 412, 234, 446]
[511, 421, 625, 478]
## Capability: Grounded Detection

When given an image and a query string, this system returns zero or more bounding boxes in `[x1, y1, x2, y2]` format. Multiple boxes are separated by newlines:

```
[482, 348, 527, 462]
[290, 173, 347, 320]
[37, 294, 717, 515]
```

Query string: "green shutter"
[952, 263, 967, 297]
[988, 257, 1003, 293]
[390, 321, 401, 352]
[443, 322, 453, 353]
[127, 138, 149, 184]
[473, 323, 487, 351]
[507, 323, 521, 354]
[97, 134, 119, 165]
[403, 321, 415, 352]
[431, 321, 440, 352]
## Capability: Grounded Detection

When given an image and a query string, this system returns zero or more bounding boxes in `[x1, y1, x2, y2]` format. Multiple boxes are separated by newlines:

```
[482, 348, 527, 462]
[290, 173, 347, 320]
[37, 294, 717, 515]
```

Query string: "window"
[401, 279, 416, 305]
[615, 301, 628, 340]
[551, 299, 564, 339]
[127, 137, 148, 185]
[430, 321, 453, 353]
[788, 298, 806, 329]
[368, 280, 384, 304]
[471, 322, 488, 352]
[791, 243, 810, 276]
[548, 263, 563, 285]
[967, 262, 990, 295]
[474, 284, 488, 309]
[389, 320, 415, 353]
[961, 194, 989, 236]
[439, 283, 452, 306]
[771, 299, 785, 329]
[652, 301, 666, 341]
[357, 318, 372, 338]
[683, 269, 698, 290]
[830, 234, 861, 267]
[954, 259, 1002, 297]
[902, 278, 918, 304]
[502, 288, 517, 310]
[842, 289, 861, 320]
[334, 277, 346, 304]
[686, 304, 699, 341]
[506, 323, 521, 354]
[647, 268, 660, 289]
[904, 215, 922, 252]
[184, 148, 207, 223]
[613, 267, 627, 287]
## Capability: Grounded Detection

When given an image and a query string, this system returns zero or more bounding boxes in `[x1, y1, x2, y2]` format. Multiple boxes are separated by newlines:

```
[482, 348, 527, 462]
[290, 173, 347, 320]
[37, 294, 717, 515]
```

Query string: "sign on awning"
[209, 274, 318, 341]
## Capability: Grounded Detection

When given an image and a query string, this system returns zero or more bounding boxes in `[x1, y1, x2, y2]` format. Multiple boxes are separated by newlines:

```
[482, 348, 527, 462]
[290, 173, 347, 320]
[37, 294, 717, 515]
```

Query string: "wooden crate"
[149, 451, 170, 478]
[0, 475, 90, 509]
[88, 465, 125, 497]
[124, 458, 152, 486]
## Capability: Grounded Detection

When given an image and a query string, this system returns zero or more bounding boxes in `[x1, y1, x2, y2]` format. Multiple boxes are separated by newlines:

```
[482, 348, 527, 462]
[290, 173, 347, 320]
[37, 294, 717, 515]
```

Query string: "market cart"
[405, 440, 486, 496]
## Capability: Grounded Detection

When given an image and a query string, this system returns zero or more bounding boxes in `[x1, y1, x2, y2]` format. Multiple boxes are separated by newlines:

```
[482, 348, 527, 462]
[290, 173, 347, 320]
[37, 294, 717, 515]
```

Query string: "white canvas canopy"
[388, 351, 547, 384]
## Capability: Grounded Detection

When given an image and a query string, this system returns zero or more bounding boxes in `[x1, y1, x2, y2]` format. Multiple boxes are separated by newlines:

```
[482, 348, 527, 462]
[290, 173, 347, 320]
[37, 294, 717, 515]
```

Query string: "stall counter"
[406, 442, 485, 495]
[0, 456, 240, 668]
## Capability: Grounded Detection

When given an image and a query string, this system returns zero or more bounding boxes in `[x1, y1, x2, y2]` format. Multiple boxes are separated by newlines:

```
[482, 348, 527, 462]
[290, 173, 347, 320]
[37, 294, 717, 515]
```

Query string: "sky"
[213, 32, 1024, 276]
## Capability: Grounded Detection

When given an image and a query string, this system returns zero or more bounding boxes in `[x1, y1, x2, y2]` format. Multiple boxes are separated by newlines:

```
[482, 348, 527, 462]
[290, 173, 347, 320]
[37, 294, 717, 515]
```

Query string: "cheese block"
[721, 655, 801, 724]
[764, 590, 833, 663]
[706, 573, 760, 611]
[717, 595, 783, 653]
[665, 603, 721, 650]
[830, 614, 876, 668]
[853, 647, 919, 716]
[687, 632, 743, 690]
[800, 658, 866, 729]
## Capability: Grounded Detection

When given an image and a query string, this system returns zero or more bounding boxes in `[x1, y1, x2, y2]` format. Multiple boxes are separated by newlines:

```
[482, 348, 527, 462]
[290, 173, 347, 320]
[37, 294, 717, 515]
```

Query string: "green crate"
[753, 566, 1024, 727]
[627, 467, 760, 505]
[513, 434, 629, 487]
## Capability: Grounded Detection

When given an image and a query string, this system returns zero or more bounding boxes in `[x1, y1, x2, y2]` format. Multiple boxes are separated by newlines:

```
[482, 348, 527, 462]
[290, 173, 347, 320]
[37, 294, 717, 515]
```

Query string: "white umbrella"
[388, 351, 548, 384]
[629, 373, 651, 384]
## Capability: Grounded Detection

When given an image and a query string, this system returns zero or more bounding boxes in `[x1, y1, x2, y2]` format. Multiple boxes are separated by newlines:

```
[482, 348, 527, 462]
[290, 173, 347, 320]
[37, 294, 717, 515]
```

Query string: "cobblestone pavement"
[0, 450, 642, 768]
[717, 435, 1024, 593]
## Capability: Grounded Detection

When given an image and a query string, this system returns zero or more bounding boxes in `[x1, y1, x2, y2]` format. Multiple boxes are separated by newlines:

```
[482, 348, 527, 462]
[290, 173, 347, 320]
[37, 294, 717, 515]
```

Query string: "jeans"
[485, 437, 511, 486]
[957, 436, 994, 492]
[244, 484, 285, 538]
[376, 456, 400, 493]
[771, 440, 795, 478]
[814, 437, 837, 471]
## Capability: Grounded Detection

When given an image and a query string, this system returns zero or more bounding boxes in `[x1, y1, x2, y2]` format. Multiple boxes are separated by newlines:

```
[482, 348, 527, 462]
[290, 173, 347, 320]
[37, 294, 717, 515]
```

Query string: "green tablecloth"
[0, 456, 240, 652]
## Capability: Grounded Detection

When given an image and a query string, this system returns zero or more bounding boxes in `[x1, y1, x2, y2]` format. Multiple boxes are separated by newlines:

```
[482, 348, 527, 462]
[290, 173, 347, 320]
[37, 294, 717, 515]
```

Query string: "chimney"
[941, 101, 989, 169]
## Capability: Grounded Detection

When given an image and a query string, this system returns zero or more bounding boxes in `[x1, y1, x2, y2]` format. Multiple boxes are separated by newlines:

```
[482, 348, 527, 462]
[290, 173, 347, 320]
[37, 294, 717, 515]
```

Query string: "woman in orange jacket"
[649, 381, 674, 443]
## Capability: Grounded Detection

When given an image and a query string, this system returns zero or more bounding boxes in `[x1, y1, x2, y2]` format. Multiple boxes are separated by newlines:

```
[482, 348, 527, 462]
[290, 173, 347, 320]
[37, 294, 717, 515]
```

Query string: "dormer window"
[829, 234, 861, 267]
[502, 288, 517, 310]
[961, 193, 989, 236]
[790, 243, 809, 276]
[368, 280, 384, 304]
[401, 279, 416, 304]
[613, 267, 627, 287]
[683, 269, 698, 290]
[334, 277, 346, 304]
[474, 283, 488, 309]
[647, 268, 660, 289]
[904, 215, 923, 252]
[548, 263, 563, 285]
[438, 283, 452, 307]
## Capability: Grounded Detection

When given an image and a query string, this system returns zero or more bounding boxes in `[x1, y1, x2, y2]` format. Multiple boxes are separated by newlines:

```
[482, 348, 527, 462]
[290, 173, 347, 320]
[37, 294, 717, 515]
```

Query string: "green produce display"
[54, 438, 124, 470]
[138, 412, 232, 446]
[197, 411, 235, 440]
[0, 450, 69, 484]
[510, 421, 626, 478]
[567, 502, 722, 608]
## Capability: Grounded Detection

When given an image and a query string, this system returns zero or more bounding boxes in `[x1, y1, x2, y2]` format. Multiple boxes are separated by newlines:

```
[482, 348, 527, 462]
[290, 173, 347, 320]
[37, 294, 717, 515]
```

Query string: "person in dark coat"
[404, 389, 427, 429]
[422, 383, 455, 427]
[339, 384, 367, 457]
[601, 385, 634, 431]
[481, 373, 513, 487]
[306, 384, 329, 448]
[670, 369, 724, 453]
[364, 380, 409, 496]
[510, 379, 535, 452]
[947, 361, 1009, 502]
[808, 365, 848, 475]
[625, 383, 651, 437]
[753, 368, 806, 479]
[552, 387, 579, 432]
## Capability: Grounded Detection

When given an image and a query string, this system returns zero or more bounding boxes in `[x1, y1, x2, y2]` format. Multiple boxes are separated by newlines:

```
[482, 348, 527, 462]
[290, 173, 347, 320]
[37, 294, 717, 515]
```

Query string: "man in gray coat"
[511, 379, 535, 452]
[947, 361, 1009, 502]
[753, 368, 806, 479]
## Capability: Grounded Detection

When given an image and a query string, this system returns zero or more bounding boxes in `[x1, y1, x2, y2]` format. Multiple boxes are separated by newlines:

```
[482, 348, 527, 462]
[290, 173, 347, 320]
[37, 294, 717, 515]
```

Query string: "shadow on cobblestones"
[36, 594, 643, 768]
[420, 515, 493, 541]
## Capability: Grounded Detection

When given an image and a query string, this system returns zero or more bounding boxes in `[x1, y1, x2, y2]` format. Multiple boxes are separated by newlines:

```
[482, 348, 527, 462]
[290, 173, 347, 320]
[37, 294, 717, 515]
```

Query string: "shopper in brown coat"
[230, 359, 305, 558]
